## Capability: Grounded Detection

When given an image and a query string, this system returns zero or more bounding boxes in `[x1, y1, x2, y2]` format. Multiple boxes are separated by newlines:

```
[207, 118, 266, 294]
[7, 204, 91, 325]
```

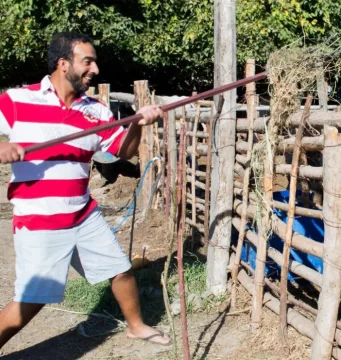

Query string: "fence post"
[98, 84, 110, 107]
[311, 125, 341, 359]
[134, 80, 154, 216]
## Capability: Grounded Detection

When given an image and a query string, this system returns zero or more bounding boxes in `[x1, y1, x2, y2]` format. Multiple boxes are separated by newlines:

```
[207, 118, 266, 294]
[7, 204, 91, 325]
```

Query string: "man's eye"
[84, 60, 90, 65]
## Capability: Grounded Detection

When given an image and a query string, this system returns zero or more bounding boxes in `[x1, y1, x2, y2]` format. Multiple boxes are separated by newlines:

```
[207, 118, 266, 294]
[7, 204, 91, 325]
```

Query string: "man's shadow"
[1, 268, 166, 360]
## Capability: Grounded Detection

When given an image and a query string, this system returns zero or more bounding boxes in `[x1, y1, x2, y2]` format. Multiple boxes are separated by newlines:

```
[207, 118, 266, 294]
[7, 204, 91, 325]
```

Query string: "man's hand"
[137, 105, 163, 126]
[0, 143, 25, 163]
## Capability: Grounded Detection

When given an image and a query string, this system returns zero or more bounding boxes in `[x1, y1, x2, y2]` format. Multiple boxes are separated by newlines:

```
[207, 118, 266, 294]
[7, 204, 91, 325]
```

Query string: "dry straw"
[251, 38, 341, 238]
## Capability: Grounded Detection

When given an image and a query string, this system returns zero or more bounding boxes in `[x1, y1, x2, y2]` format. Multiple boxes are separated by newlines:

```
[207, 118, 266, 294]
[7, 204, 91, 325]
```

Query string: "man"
[0, 32, 170, 349]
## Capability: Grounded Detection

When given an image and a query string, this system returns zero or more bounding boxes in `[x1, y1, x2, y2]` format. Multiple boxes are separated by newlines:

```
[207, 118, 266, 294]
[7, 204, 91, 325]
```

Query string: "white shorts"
[13, 209, 131, 304]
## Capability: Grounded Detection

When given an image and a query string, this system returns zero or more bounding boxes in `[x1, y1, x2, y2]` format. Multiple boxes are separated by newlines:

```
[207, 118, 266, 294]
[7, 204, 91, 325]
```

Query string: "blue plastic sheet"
[239, 190, 324, 283]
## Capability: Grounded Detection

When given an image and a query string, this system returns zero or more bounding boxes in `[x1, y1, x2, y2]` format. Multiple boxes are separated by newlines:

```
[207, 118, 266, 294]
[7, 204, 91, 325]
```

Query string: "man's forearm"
[117, 123, 142, 160]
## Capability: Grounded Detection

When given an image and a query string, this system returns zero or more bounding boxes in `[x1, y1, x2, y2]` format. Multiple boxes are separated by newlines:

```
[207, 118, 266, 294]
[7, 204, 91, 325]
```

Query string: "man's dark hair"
[48, 32, 94, 74]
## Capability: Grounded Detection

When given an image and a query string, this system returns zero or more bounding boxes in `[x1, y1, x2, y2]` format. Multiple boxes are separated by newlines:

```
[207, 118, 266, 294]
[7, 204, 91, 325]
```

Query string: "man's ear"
[58, 58, 69, 73]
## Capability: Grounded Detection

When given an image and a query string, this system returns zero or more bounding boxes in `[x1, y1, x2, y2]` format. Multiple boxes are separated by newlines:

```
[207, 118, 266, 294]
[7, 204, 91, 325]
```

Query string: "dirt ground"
[0, 160, 312, 360]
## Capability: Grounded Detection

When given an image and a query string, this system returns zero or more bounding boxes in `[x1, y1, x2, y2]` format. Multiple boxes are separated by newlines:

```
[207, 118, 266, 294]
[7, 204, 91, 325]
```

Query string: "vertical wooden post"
[191, 104, 200, 249]
[317, 64, 328, 111]
[86, 86, 95, 97]
[311, 125, 341, 360]
[98, 83, 110, 107]
[177, 122, 190, 360]
[134, 80, 154, 216]
[204, 104, 214, 244]
[231, 59, 256, 308]
[168, 109, 178, 224]
[207, 0, 236, 295]
[279, 96, 312, 342]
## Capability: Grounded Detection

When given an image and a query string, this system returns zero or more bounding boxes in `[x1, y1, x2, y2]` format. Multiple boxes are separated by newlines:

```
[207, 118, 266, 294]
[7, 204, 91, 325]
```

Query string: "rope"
[111, 156, 160, 233]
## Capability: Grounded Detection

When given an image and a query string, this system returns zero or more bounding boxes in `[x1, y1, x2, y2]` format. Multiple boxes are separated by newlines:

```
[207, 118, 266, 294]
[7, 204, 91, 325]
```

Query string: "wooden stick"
[231, 59, 256, 309]
[279, 96, 312, 343]
[176, 122, 190, 360]
[191, 103, 200, 250]
[165, 112, 170, 220]
[311, 125, 341, 360]
[204, 103, 214, 244]
[24, 72, 267, 155]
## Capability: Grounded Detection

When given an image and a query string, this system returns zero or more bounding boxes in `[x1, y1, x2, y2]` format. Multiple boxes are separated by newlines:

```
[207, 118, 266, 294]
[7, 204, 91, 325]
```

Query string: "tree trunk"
[207, 0, 236, 295]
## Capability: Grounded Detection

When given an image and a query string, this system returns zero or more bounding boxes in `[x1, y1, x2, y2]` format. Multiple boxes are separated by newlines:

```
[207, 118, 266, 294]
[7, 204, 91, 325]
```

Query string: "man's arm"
[117, 104, 163, 160]
[0, 92, 24, 163]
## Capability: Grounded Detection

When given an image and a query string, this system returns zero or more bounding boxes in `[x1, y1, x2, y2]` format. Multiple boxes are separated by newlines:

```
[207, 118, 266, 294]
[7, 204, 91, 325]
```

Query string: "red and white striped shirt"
[0, 76, 126, 231]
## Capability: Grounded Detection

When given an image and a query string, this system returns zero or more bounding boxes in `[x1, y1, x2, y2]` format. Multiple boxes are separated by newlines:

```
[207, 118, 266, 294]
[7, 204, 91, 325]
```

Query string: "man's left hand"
[137, 105, 163, 126]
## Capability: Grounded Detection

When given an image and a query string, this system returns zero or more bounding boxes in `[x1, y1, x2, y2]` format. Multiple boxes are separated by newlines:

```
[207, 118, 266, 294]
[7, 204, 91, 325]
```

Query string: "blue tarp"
[239, 190, 324, 283]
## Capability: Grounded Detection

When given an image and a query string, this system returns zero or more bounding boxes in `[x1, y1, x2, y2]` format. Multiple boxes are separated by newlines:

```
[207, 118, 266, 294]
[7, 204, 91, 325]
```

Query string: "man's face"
[66, 42, 99, 93]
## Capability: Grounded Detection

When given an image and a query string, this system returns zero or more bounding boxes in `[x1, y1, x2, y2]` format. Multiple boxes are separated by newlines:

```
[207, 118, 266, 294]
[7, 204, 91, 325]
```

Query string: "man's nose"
[91, 62, 99, 75]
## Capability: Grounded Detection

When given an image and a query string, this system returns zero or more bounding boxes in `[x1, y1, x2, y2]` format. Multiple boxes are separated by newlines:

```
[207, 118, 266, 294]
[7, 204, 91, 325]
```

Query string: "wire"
[111, 156, 160, 233]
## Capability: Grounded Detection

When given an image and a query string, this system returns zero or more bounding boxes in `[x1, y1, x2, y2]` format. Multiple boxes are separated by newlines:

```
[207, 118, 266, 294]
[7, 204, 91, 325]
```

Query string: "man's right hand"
[0, 143, 25, 163]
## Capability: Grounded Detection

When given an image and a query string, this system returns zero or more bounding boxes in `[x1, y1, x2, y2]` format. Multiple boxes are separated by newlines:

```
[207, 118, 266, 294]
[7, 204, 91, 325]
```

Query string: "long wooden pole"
[23, 72, 267, 155]
[231, 59, 256, 308]
[279, 96, 312, 342]
[177, 122, 190, 360]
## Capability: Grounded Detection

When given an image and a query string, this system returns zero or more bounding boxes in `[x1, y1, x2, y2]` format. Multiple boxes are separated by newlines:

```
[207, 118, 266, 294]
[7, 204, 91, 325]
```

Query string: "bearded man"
[0, 32, 170, 350]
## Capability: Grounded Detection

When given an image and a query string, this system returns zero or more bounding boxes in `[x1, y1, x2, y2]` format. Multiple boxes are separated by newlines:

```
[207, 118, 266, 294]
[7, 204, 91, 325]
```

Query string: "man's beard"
[66, 67, 90, 94]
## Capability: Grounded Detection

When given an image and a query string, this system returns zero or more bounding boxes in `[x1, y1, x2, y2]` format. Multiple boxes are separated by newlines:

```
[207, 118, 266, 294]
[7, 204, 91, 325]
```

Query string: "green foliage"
[237, 0, 341, 64]
[1, 0, 341, 90]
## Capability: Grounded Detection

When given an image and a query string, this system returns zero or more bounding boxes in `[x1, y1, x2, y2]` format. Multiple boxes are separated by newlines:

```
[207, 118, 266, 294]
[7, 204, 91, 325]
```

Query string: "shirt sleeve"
[0, 92, 15, 136]
[98, 114, 127, 156]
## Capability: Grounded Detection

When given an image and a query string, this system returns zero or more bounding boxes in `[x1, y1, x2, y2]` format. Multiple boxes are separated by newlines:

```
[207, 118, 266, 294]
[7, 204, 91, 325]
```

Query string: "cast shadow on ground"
[1, 268, 166, 360]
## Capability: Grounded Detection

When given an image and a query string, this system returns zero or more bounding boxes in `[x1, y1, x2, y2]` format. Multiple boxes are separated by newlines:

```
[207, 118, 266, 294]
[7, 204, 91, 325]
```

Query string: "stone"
[170, 298, 181, 316]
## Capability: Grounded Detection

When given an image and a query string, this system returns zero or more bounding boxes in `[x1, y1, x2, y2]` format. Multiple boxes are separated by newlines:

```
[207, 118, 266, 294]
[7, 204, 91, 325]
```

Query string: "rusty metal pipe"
[24, 71, 267, 155]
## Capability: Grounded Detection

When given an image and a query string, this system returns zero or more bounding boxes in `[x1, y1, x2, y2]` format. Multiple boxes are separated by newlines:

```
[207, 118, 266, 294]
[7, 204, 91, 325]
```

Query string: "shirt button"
[62, 106, 66, 110]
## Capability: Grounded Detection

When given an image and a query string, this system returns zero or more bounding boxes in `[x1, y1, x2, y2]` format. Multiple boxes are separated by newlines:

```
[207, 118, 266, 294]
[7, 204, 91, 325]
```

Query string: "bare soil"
[0, 161, 312, 359]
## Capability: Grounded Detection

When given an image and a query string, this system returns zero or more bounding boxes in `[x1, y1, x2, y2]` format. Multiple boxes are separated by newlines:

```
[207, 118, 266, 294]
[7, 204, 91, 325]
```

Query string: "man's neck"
[49, 73, 78, 108]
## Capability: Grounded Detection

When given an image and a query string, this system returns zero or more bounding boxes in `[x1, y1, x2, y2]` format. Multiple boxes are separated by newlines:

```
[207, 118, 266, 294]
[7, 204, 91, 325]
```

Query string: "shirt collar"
[40, 75, 91, 103]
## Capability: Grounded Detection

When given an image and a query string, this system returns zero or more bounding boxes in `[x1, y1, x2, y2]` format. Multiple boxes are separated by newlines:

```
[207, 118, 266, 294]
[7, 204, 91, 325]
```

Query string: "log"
[232, 217, 322, 288]
[236, 154, 248, 167]
[233, 199, 323, 259]
[186, 168, 206, 178]
[236, 112, 341, 133]
[275, 164, 322, 180]
[186, 144, 208, 157]
[186, 198, 206, 212]
[186, 176, 206, 191]
[233, 188, 323, 220]
[311, 126, 341, 360]
[280, 96, 312, 342]
[186, 193, 205, 205]
[278, 135, 324, 152]
[237, 137, 324, 154]
[207, 0, 236, 295]
[185, 218, 204, 234]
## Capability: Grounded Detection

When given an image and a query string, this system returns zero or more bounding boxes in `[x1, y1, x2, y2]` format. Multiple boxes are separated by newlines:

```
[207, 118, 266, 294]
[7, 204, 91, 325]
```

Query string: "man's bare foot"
[127, 324, 171, 345]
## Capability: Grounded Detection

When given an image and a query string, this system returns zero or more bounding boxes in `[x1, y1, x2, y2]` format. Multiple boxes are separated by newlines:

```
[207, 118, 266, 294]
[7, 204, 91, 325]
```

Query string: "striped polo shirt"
[0, 76, 126, 231]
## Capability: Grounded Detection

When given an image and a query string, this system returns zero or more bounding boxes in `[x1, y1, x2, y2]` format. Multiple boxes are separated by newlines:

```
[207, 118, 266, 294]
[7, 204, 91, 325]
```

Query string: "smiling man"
[0, 32, 170, 350]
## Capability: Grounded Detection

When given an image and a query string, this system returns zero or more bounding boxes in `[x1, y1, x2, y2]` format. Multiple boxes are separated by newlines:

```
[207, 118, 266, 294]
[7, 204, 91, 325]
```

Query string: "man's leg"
[0, 301, 44, 348]
[110, 270, 170, 344]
